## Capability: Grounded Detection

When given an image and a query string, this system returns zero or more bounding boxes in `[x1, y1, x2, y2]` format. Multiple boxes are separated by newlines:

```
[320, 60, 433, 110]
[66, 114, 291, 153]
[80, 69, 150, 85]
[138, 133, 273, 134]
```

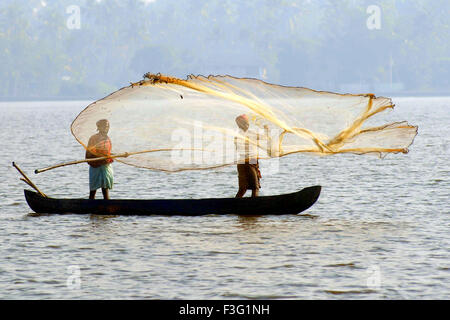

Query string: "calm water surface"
[0, 98, 449, 299]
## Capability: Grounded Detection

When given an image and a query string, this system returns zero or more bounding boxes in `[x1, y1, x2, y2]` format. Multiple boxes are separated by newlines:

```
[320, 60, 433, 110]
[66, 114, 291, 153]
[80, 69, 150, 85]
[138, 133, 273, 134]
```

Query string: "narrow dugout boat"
[24, 186, 321, 216]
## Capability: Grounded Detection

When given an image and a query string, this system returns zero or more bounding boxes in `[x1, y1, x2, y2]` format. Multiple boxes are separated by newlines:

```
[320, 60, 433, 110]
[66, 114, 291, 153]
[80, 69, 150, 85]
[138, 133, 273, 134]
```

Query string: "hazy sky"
[1, 0, 449, 99]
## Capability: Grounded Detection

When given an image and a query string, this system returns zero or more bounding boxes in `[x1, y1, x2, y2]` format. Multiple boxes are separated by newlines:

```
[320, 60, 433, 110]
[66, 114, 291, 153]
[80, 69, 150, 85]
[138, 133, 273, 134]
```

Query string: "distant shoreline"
[1, 92, 450, 102]
[0, 97, 97, 102]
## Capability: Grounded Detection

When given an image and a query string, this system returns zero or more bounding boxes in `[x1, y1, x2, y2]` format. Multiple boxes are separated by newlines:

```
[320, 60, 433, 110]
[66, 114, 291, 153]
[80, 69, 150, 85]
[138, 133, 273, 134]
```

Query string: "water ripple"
[1, 99, 449, 299]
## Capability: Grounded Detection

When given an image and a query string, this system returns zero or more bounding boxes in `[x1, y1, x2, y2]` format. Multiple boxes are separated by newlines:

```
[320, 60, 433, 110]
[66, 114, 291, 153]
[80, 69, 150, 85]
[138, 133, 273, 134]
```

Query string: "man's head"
[235, 114, 249, 131]
[96, 119, 110, 135]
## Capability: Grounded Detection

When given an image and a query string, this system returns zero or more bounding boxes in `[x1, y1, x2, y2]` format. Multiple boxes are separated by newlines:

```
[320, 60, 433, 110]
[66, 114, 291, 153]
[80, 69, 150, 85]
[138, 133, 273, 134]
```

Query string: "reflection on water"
[236, 215, 261, 230]
[0, 99, 449, 299]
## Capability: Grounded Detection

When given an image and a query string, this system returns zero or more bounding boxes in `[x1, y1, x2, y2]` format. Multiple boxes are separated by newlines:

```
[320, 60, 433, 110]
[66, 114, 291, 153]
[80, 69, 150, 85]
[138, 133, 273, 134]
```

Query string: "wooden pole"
[20, 178, 35, 189]
[12, 162, 47, 197]
[34, 148, 200, 174]
[34, 152, 133, 174]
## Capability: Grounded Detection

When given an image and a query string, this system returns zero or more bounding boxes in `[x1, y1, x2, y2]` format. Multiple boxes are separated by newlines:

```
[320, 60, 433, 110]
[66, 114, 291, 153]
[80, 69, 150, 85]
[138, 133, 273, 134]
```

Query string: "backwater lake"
[0, 97, 448, 299]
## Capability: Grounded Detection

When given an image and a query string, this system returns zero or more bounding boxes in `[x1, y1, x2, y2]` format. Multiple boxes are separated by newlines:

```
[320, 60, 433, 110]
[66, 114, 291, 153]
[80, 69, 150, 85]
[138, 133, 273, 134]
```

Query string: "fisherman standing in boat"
[86, 119, 114, 200]
[234, 114, 265, 198]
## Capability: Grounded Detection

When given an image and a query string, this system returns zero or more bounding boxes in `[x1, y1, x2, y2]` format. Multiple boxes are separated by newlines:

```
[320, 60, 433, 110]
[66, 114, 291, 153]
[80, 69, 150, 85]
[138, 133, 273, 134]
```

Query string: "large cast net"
[71, 73, 418, 172]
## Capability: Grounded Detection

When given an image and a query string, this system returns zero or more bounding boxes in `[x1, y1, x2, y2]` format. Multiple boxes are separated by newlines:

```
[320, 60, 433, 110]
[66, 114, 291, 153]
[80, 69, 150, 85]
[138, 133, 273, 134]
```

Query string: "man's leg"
[251, 189, 259, 197]
[235, 188, 247, 198]
[101, 188, 109, 200]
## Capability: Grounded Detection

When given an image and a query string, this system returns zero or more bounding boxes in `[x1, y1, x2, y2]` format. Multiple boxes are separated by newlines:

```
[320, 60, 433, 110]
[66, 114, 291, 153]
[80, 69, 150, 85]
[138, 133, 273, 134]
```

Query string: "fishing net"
[71, 73, 418, 172]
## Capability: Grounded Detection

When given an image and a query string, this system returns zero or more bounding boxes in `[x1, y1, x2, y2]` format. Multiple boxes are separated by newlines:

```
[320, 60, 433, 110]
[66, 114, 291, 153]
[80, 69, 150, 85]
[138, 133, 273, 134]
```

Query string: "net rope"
[71, 73, 418, 172]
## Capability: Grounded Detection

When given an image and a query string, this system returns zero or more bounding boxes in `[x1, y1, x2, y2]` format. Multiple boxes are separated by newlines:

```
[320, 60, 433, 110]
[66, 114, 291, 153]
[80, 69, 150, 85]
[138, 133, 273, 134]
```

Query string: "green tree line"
[0, 0, 448, 99]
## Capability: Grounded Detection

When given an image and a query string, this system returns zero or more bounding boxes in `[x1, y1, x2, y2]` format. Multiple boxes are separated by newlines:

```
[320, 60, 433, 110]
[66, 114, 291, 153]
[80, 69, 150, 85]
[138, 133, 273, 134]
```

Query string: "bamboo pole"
[20, 178, 35, 189]
[34, 152, 130, 174]
[34, 148, 199, 174]
[12, 162, 47, 197]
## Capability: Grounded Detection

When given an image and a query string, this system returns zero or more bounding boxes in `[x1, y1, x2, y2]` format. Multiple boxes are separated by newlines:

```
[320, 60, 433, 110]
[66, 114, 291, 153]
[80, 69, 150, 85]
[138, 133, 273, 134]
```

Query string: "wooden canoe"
[24, 186, 321, 216]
